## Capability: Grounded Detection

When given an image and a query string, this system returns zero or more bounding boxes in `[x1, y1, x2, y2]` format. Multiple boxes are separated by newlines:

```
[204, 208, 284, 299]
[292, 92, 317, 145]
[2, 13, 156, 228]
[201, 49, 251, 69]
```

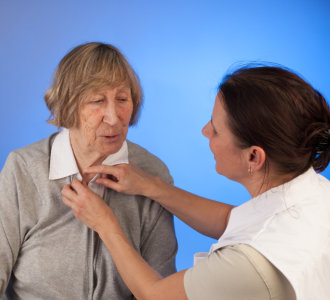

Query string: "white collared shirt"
[49, 128, 128, 197]
[208, 168, 330, 300]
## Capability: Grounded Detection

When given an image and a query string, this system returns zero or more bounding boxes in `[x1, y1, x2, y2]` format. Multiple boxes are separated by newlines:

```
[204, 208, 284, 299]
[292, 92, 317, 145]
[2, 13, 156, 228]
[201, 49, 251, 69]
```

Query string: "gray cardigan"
[0, 133, 177, 299]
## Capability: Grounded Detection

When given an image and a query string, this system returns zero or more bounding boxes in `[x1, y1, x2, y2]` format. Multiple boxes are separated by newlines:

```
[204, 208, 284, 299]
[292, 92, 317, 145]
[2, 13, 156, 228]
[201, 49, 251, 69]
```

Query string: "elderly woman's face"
[71, 85, 133, 160]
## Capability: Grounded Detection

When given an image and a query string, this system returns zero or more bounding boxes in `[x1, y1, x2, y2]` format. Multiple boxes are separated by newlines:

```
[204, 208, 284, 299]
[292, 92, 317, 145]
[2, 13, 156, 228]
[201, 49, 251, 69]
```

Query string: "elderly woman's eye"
[91, 99, 104, 104]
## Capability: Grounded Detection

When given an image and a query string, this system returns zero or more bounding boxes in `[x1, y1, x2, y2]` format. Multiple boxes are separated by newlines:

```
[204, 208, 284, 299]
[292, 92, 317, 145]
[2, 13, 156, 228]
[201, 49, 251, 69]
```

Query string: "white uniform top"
[209, 168, 330, 300]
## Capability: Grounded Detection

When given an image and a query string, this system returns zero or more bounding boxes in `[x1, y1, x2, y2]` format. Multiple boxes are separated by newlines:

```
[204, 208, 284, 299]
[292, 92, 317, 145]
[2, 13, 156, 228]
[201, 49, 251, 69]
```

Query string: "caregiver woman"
[62, 66, 330, 300]
[0, 42, 177, 299]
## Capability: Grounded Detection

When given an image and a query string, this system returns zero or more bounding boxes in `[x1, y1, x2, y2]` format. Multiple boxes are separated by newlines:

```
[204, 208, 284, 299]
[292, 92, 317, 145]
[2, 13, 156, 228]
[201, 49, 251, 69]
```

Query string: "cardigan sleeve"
[0, 152, 39, 296]
[139, 202, 178, 276]
[138, 164, 177, 277]
[126, 141, 178, 277]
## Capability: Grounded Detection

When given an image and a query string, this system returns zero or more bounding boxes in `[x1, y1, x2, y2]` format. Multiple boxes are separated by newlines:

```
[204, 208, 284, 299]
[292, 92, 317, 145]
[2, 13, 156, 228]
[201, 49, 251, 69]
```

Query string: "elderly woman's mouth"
[101, 135, 120, 142]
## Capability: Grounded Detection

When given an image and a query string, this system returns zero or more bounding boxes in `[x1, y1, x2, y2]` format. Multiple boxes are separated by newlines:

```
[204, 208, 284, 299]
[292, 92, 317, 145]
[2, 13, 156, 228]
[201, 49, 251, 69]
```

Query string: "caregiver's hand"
[84, 164, 159, 198]
[83, 164, 233, 240]
[61, 179, 114, 233]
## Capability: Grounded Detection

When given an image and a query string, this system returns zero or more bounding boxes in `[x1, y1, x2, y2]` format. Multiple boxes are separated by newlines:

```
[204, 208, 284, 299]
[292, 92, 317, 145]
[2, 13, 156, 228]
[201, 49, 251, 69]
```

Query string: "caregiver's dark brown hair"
[219, 65, 330, 176]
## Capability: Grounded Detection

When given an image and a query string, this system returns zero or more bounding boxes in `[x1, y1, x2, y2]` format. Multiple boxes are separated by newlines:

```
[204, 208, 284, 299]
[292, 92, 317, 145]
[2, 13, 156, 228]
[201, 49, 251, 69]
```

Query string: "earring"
[248, 165, 253, 175]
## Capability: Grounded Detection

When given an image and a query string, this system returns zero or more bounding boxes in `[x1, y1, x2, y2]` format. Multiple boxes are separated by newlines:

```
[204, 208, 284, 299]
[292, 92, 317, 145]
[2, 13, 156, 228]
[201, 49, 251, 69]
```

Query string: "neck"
[243, 173, 266, 198]
[69, 131, 105, 183]
[244, 170, 296, 198]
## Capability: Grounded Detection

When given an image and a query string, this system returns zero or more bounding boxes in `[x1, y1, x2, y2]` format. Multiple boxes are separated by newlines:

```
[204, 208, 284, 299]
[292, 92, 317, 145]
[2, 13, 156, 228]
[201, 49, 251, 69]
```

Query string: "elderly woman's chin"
[95, 133, 126, 155]
[69, 123, 129, 162]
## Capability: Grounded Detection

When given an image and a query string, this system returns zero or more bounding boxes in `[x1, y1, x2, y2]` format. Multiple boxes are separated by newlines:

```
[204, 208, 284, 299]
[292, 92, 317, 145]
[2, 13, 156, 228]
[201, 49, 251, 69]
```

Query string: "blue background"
[1, 0, 329, 270]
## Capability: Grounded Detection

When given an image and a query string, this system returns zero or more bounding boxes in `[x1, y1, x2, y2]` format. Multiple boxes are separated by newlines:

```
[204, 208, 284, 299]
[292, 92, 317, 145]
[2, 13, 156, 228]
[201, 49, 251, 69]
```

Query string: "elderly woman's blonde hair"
[44, 42, 143, 128]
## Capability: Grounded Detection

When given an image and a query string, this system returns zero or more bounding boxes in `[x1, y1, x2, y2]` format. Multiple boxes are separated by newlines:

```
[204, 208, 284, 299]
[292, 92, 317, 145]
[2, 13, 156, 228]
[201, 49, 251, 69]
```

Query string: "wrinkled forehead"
[79, 78, 131, 98]
[92, 84, 132, 95]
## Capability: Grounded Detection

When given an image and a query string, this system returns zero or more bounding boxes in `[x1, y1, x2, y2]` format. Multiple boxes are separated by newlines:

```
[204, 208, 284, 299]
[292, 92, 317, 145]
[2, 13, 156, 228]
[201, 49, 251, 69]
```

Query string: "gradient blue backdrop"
[1, 0, 329, 270]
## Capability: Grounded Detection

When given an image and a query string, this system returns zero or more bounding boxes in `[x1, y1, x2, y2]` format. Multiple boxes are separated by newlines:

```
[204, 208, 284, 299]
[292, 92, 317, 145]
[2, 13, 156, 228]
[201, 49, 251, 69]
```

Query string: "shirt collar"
[49, 128, 129, 180]
[238, 167, 317, 211]
[209, 167, 320, 253]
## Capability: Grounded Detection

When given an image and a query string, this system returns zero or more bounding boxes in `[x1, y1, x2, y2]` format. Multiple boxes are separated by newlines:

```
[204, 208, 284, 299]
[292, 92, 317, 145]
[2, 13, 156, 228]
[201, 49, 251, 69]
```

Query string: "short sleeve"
[184, 244, 295, 300]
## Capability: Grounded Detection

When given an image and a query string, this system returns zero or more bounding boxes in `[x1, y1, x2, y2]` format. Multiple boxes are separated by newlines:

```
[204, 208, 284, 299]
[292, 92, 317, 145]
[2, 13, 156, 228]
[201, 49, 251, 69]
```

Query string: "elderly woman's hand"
[62, 180, 114, 233]
[84, 164, 158, 198]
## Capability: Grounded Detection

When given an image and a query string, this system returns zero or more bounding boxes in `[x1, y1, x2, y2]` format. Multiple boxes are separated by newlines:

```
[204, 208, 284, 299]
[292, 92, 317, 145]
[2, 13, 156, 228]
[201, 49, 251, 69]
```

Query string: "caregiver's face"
[202, 94, 246, 182]
[71, 85, 133, 160]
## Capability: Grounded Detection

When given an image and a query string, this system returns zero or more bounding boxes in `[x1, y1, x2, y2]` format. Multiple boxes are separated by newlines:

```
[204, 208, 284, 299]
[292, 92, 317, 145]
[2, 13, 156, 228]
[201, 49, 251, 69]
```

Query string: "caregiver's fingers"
[61, 195, 82, 214]
[61, 183, 78, 201]
[71, 179, 90, 195]
[85, 164, 121, 178]
[95, 176, 123, 191]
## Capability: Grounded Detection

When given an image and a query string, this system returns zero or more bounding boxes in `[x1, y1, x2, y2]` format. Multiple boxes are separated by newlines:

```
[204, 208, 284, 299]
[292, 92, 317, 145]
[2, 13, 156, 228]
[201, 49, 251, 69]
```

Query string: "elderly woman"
[63, 66, 330, 300]
[0, 42, 177, 299]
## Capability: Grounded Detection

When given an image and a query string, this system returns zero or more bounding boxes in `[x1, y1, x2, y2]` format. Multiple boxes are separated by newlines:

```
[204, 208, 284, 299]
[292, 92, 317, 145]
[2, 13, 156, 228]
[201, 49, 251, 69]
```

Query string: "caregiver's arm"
[85, 164, 233, 239]
[62, 180, 188, 300]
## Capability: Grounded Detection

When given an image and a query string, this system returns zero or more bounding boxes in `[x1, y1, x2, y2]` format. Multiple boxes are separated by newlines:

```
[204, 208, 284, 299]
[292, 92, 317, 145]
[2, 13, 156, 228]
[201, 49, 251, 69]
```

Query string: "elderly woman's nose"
[103, 103, 119, 125]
